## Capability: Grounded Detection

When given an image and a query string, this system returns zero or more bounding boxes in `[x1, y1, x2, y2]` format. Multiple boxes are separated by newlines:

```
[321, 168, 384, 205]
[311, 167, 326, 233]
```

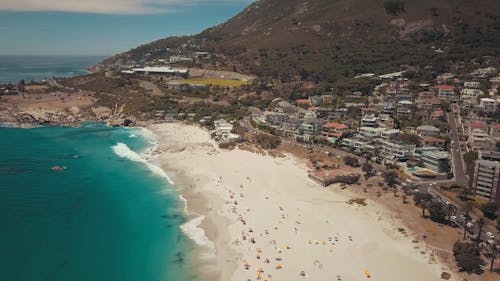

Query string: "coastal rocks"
[107, 118, 136, 127]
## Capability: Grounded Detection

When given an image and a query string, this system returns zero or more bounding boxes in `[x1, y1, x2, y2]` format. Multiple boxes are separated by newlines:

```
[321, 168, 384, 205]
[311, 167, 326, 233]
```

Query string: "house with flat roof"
[421, 150, 450, 173]
[416, 125, 441, 137]
[479, 98, 497, 113]
[361, 114, 379, 127]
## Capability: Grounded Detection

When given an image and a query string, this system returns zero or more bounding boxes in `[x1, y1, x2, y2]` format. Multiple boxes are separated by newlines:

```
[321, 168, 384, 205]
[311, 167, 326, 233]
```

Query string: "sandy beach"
[147, 122, 456, 281]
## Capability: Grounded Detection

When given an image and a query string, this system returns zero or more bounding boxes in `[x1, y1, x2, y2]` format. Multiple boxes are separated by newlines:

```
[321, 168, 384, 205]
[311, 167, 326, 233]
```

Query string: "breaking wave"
[111, 142, 174, 185]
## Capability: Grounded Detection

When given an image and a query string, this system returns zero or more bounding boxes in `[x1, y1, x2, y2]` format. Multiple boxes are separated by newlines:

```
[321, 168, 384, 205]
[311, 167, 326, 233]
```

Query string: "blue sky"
[0, 1, 253, 56]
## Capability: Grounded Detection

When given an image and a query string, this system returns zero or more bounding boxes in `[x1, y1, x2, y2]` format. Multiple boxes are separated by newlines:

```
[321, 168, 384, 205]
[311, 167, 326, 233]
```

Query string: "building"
[464, 81, 482, 89]
[479, 98, 497, 113]
[361, 114, 379, 127]
[130, 66, 188, 77]
[469, 160, 500, 201]
[296, 119, 323, 142]
[437, 85, 458, 102]
[490, 124, 500, 139]
[321, 122, 349, 142]
[282, 118, 303, 137]
[396, 100, 413, 116]
[359, 127, 386, 138]
[169, 56, 193, 64]
[421, 150, 450, 173]
[380, 140, 416, 163]
[416, 125, 441, 137]
[381, 129, 401, 139]
[479, 150, 500, 162]
[422, 136, 446, 148]
[214, 119, 233, 136]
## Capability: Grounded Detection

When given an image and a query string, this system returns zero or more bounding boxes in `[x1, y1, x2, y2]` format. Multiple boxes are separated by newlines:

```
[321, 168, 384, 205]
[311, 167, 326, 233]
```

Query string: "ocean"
[0, 123, 198, 281]
[0, 55, 105, 84]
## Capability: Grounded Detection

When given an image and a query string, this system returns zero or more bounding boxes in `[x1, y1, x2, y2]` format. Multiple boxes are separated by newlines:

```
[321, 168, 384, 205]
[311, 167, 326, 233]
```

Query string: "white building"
[380, 140, 416, 163]
[214, 119, 233, 136]
[359, 127, 386, 138]
[479, 98, 497, 113]
[361, 114, 379, 127]
[464, 81, 482, 89]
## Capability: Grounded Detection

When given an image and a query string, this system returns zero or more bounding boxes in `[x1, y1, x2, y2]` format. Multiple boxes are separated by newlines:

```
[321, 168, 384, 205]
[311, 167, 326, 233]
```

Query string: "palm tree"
[491, 243, 498, 272]
[418, 200, 429, 217]
[463, 202, 472, 239]
[477, 217, 485, 244]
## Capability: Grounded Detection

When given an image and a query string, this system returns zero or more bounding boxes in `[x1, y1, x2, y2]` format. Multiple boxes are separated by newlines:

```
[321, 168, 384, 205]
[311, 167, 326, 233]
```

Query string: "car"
[486, 232, 495, 239]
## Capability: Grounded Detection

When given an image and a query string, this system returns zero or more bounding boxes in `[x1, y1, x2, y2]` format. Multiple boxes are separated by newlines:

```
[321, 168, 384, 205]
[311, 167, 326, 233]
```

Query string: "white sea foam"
[180, 215, 215, 258]
[179, 194, 189, 214]
[112, 142, 174, 185]
[128, 134, 137, 138]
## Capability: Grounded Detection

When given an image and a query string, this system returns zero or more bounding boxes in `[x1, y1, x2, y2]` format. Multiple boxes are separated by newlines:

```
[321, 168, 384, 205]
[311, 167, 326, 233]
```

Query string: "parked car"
[486, 232, 495, 239]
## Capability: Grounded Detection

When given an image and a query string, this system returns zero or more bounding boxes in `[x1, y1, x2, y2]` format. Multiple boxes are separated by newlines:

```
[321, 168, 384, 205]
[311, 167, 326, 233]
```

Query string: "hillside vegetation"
[101, 0, 500, 82]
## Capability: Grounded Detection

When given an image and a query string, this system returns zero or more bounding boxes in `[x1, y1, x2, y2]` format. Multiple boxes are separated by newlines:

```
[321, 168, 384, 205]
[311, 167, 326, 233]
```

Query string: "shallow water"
[0, 124, 197, 281]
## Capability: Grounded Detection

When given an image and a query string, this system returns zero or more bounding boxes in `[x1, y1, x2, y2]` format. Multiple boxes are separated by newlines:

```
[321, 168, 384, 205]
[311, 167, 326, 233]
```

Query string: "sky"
[0, 0, 254, 56]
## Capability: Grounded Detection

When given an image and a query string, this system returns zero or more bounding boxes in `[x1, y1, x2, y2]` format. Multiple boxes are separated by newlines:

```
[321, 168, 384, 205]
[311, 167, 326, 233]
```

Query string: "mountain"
[102, 0, 500, 81]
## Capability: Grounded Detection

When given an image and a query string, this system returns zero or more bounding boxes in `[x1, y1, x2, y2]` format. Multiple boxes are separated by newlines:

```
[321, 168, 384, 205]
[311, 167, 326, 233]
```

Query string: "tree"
[477, 217, 485, 244]
[497, 217, 500, 233]
[463, 151, 478, 172]
[428, 202, 450, 223]
[463, 203, 472, 239]
[255, 133, 281, 149]
[453, 240, 484, 273]
[383, 171, 398, 187]
[343, 156, 359, 167]
[480, 202, 500, 220]
[384, 1, 405, 16]
[459, 186, 472, 201]
[414, 192, 433, 217]
[490, 243, 498, 272]
[362, 162, 373, 178]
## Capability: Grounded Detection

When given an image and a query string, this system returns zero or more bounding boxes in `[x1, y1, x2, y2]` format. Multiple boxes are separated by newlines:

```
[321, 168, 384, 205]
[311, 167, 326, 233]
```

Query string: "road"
[447, 107, 468, 186]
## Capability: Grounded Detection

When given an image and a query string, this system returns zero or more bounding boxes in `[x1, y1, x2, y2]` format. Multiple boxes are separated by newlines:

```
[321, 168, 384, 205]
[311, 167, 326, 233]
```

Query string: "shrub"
[256, 133, 281, 149]
[452, 240, 484, 273]
[343, 156, 359, 167]
[480, 202, 500, 220]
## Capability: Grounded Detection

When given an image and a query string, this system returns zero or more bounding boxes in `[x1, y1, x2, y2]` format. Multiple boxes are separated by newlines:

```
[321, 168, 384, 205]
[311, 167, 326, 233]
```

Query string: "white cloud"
[0, 0, 254, 14]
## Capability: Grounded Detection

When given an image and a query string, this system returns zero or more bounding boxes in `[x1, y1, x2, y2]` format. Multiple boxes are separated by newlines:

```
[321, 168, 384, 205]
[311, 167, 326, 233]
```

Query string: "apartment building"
[469, 160, 500, 201]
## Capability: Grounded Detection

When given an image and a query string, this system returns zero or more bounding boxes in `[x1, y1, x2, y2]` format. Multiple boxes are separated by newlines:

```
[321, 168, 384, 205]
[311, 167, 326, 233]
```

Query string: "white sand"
[147, 122, 456, 281]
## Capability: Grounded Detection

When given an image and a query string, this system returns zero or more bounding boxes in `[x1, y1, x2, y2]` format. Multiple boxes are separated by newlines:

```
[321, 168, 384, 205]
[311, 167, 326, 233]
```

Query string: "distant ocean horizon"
[0, 55, 106, 84]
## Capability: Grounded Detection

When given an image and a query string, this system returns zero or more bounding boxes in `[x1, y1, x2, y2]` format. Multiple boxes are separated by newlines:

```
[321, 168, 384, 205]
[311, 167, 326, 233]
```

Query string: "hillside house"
[437, 85, 458, 102]
[321, 122, 349, 142]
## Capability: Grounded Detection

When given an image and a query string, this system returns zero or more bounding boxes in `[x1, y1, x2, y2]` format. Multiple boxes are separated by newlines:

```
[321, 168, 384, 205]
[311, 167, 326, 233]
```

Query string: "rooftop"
[437, 85, 455, 91]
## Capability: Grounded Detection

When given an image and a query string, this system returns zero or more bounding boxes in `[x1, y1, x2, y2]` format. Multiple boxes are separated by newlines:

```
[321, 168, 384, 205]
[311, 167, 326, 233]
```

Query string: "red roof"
[470, 121, 488, 130]
[323, 122, 348, 130]
[431, 110, 444, 117]
[491, 123, 500, 130]
[296, 99, 310, 104]
[437, 85, 455, 91]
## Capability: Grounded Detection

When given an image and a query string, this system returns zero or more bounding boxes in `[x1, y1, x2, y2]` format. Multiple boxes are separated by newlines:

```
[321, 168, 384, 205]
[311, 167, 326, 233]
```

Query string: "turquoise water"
[0, 123, 197, 281]
[0, 55, 104, 84]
